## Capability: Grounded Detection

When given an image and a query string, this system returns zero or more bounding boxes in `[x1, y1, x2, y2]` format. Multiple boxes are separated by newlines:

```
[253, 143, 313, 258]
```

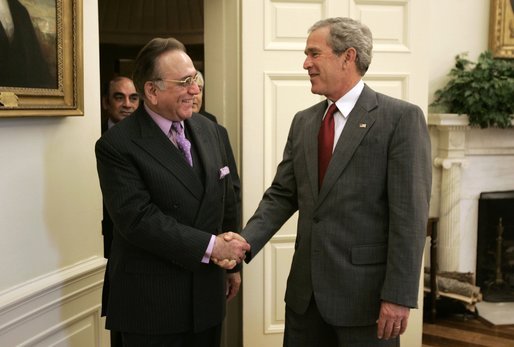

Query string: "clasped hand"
[210, 232, 250, 270]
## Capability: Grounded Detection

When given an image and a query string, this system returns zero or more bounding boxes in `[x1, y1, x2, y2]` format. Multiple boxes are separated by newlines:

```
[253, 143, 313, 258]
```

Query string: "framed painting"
[0, 0, 83, 117]
[489, 0, 514, 58]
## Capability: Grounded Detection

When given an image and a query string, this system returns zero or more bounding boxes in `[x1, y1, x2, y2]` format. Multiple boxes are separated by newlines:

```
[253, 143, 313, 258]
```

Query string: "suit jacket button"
[313, 217, 320, 223]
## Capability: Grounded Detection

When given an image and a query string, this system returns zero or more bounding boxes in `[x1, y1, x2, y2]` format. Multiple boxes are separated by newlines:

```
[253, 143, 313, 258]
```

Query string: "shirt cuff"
[202, 235, 216, 263]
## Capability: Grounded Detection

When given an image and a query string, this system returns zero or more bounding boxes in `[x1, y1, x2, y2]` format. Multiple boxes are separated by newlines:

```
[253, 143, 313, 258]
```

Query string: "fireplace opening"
[476, 190, 514, 302]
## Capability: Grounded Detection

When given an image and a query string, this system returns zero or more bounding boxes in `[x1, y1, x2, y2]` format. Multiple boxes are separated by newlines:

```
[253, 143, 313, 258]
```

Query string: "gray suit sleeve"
[380, 104, 432, 308]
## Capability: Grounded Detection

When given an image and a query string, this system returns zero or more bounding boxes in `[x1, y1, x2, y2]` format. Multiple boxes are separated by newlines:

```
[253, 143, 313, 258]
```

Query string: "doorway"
[97, 1, 243, 346]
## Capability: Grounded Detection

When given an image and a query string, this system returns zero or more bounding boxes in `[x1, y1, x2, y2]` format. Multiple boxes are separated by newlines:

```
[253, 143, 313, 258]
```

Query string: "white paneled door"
[239, 1, 429, 346]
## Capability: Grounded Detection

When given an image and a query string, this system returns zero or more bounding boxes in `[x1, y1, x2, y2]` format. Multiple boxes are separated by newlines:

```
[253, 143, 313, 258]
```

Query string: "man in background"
[101, 76, 140, 133]
[100, 75, 139, 347]
[192, 70, 241, 228]
[192, 70, 217, 122]
[100, 75, 140, 259]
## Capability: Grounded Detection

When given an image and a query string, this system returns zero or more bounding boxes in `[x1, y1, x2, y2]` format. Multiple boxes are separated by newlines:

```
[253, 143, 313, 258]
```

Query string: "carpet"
[476, 301, 514, 325]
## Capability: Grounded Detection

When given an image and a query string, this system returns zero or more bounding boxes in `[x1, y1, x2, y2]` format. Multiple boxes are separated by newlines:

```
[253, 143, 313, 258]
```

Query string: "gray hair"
[196, 70, 205, 87]
[309, 17, 373, 75]
[132, 37, 186, 95]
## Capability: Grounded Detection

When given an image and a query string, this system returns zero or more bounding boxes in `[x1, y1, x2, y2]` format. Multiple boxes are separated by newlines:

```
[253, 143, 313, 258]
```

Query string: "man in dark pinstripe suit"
[95, 37, 249, 347]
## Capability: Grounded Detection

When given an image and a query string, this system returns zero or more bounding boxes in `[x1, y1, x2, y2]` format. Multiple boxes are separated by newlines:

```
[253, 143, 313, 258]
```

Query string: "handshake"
[211, 232, 250, 270]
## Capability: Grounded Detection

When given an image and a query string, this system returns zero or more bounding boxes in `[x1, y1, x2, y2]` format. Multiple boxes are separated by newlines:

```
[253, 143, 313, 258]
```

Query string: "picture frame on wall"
[489, 0, 514, 59]
[0, 0, 83, 117]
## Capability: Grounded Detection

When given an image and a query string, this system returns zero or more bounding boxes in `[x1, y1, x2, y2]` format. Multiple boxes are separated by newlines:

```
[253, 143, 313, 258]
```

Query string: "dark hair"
[309, 17, 373, 75]
[132, 38, 186, 95]
[101, 76, 133, 98]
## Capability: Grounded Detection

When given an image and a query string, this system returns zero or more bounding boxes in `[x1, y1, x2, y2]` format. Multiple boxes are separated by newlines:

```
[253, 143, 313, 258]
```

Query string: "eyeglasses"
[155, 73, 201, 88]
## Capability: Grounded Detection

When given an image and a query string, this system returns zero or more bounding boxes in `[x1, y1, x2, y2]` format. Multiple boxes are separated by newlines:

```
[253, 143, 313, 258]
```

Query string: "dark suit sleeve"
[380, 104, 432, 308]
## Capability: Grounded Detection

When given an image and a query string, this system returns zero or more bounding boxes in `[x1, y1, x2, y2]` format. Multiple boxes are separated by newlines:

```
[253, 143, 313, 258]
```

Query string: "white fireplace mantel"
[428, 113, 514, 274]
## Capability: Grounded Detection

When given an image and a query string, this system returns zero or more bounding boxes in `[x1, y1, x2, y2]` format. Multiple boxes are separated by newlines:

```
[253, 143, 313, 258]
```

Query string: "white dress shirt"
[325, 79, 365, 152]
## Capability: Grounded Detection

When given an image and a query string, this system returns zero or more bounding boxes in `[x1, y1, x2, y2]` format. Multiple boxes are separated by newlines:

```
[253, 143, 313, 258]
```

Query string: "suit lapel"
[318, 85, 378, 204]
[186, 115, 225, 226]
[132, 109, 204, 199]
[304, 101, 327, 199]
[186, 115, 217, 184]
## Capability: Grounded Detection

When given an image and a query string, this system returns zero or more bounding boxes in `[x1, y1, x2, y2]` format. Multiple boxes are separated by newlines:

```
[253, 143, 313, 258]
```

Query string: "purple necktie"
[171, 121, 193, 166]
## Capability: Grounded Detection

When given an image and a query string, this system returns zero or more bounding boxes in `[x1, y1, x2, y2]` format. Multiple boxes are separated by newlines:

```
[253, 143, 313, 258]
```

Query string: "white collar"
[331, 80, 365, 118]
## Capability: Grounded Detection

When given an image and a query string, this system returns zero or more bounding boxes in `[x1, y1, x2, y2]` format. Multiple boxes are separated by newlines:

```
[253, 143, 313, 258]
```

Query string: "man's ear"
[144, 81, 159, 105]
[340, 47, 357, 69]
[345, 47, 357, 63]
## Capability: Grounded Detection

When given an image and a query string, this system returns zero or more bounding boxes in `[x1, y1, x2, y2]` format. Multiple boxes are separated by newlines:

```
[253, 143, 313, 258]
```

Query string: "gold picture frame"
[0, 0, 83, 117]
[489, 0, 514, 58]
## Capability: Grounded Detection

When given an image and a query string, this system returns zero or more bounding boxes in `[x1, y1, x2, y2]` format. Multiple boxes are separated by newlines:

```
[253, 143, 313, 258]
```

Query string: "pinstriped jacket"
[95, 105, 238, 334]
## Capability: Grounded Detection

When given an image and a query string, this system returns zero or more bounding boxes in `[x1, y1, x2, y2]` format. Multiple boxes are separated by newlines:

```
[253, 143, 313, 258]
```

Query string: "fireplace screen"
[476, 190, 514, 302]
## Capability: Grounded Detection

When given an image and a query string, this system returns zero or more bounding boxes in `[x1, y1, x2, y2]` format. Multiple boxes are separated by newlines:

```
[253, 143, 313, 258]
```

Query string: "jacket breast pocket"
[351, 243, 387, 265]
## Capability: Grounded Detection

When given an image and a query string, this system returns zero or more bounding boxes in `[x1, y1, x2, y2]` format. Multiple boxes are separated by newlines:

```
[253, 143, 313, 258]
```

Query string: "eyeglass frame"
[154, 73, 201, 88]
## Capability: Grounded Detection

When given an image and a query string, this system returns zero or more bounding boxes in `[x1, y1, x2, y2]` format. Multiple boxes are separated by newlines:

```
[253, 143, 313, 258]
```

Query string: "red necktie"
[318, 103, 337, 189]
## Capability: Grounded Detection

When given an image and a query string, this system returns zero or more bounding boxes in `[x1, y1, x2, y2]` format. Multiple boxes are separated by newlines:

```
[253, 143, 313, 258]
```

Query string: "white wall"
[0, 0, 108, 345]
[428, 0, 490, 104]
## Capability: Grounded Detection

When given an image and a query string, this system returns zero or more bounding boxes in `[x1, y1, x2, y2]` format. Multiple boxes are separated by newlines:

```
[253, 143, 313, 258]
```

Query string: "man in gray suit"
[95, 37, 249, 346]
[233, 17, 431, 346]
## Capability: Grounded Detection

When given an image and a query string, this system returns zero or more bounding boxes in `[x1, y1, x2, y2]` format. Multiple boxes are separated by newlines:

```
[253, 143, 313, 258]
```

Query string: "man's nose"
[122, 97, 136, 107]
[303, 56, 311, 69]
[188, 83, 200, 95]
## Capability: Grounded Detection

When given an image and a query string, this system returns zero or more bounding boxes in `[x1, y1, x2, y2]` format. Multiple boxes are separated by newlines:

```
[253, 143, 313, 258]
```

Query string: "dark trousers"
[111, 330, 123, 347]
[284, 297, 399, 347]
[121, 324, 222, 347]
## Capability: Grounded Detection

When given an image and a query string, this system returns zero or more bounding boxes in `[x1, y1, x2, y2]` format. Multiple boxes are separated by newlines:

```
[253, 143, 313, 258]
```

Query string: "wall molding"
[0, 256, 106, 345]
